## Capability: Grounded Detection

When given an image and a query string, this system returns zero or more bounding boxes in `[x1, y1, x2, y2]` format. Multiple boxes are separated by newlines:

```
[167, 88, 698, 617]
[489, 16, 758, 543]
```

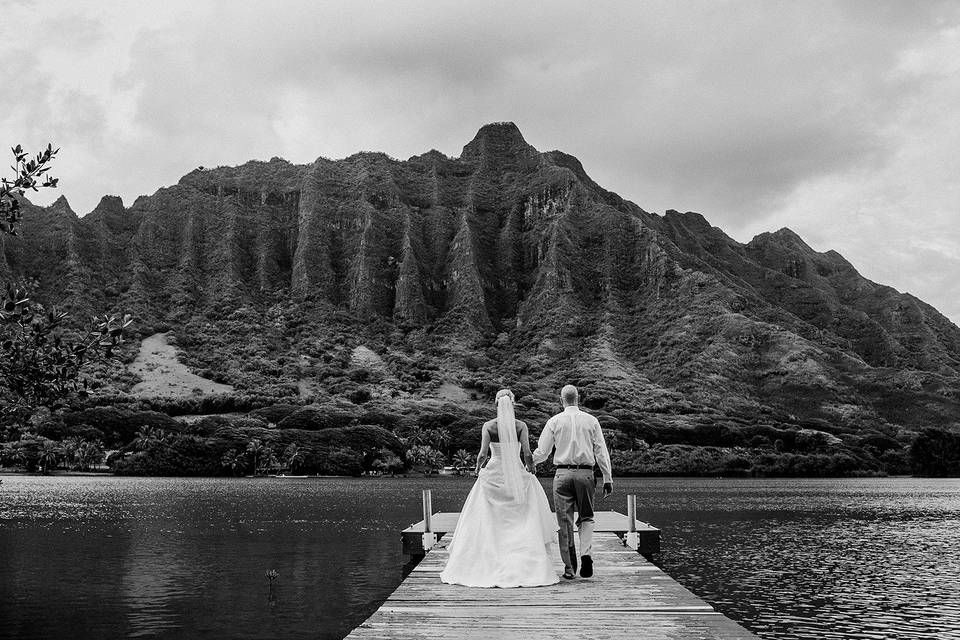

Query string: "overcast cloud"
[3, 0, 959, 323]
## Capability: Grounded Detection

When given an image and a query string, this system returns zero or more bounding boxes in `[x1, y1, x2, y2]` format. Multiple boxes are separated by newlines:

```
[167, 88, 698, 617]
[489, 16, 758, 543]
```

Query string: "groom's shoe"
[562, 570, 576, 580]
[569, 547, 578, 573]
[579, 555, 593, 578]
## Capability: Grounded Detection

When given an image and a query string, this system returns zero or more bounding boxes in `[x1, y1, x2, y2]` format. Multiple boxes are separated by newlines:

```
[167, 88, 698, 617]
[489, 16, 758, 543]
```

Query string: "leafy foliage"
[0, 143, 58, 235]
[0, 289, 132, 416]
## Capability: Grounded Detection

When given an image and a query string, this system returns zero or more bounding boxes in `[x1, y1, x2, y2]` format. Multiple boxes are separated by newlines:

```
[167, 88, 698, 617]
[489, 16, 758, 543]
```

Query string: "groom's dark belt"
[556, 463, 594, 469]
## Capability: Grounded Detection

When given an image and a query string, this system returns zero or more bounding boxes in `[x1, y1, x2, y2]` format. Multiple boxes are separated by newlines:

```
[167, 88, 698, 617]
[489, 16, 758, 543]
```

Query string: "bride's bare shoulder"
[482, 418, 497, 430]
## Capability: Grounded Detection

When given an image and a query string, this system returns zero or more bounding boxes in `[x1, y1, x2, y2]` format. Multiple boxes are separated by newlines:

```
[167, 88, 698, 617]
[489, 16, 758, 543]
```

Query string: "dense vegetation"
[2, 375, 956, 477]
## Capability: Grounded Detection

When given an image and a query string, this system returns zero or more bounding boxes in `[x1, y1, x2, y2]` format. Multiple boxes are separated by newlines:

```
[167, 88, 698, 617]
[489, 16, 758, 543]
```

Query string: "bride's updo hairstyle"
[495, 388, 515, 404]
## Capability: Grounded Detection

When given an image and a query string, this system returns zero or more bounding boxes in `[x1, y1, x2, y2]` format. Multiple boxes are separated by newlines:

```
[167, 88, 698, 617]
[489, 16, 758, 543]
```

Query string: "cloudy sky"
[4, 0, 960, 323]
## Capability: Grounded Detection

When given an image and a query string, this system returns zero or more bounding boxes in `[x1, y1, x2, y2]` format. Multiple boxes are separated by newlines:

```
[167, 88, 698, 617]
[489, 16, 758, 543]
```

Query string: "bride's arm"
[475, 425, 491, 474]
[519, 421, 535, 473]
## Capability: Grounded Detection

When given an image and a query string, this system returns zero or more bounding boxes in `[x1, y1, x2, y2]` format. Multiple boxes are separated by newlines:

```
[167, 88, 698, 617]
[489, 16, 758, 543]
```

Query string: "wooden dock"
[346, 494, 760, 640]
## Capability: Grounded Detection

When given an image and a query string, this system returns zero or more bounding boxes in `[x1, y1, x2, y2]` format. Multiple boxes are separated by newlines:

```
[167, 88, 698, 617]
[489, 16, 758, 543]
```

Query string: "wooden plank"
[350, 613, 759, 640]
[347, 532, 759, 640]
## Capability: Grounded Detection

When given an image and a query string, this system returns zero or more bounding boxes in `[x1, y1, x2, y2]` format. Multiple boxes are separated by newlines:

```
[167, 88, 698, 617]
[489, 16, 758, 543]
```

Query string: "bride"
[439, 389, 559, 588]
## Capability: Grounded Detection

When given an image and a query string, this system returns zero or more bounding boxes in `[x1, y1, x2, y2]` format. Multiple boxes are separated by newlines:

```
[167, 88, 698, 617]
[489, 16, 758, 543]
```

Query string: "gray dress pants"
[553, 468, 597, 573]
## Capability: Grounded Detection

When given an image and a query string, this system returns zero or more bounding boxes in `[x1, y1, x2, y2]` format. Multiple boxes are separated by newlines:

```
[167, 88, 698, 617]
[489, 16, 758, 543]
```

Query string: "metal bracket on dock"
[421, 532, 437, 551]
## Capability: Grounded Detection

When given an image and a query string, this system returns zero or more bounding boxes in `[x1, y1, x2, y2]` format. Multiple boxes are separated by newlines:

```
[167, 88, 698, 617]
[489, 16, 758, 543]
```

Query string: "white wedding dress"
[439, 399, 559, 588]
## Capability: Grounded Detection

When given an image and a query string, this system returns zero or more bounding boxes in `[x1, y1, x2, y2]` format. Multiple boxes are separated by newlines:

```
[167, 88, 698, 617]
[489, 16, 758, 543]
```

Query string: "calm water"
[1, 476, 958, 639]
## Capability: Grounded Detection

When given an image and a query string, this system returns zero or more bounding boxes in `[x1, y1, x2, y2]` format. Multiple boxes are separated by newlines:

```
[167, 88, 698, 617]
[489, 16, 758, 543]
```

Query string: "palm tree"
[429, 429, 451, 453]
[405, 426, 451, 450]
[402, 425, 428, 447]
[426, 447, 447, 470]
[284, 443, 303, 474]
[408, 445, 446, 472]
[246, 439, 263, 475]
[132, 426, 154, 451]
[452, 449, 475, 475]
[77, 441, 104, 470]
[221, 449, 241, 475]
[260, 446, 278, 475]
[408, 445, 431, 467]
[9, 443, 27, 469]
[132, 426, 167, 451]
[61, 437, 81, 470]
[37, 440, 59, 474]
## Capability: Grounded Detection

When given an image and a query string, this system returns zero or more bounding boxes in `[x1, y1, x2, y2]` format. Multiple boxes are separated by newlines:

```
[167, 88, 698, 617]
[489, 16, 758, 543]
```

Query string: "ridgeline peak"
[460, 121, 536, 162]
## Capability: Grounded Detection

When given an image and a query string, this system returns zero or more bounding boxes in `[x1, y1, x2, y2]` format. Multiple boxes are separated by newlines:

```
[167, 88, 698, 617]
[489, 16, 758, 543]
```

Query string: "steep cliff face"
[5, 123, 960, 437]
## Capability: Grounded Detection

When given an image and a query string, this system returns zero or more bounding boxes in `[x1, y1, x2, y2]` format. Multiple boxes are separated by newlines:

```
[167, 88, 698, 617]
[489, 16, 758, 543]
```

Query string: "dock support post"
[421, 489, 437, 551]
[625, 494, 640, 550]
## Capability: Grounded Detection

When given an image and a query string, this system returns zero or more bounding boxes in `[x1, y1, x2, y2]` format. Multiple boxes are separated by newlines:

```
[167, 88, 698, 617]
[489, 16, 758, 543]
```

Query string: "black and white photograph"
[2, 1, 959, 638]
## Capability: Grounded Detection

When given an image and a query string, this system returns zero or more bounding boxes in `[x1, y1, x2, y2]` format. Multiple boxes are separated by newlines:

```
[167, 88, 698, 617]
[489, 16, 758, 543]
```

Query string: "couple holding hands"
[439, 385, 613, 587]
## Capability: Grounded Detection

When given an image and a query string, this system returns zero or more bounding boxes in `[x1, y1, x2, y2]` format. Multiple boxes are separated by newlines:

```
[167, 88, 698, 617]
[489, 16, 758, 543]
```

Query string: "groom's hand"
[602, 482, 613, 498]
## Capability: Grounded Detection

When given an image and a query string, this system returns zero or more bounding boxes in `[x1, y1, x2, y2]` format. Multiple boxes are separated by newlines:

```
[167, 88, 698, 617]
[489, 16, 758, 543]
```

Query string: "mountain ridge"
[4, 122, 959, 476]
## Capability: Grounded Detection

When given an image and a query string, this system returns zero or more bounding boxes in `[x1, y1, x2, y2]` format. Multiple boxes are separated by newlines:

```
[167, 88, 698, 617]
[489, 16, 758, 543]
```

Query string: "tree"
[76, 440, 104, 470]
[61, 437, 81, 469]
[401, 425, 426, 446]
[37, 439, 59, 473]
[259, 446, 278, 474]
[408, 444, 445, 471]
[221, 449, 241, 475]
[10, 434, 46, 471]
[909, 428, 960, 477]
[404, 426, 450, 452]
[430, 428, 451, 453]
[246, 438, 264, 474]
[3, 440, 27, 468]
[368, 447, 403, 475]
[284, 443, 303, 474]
[132, 426, 166, 451]
[324, 447, 363, 476]
[0, 143, 59, 235]
[1, 288, 132, 417]
[452, 449, 475, 475]
[407, 444, 429, 466]
[0, 144, 131, 423]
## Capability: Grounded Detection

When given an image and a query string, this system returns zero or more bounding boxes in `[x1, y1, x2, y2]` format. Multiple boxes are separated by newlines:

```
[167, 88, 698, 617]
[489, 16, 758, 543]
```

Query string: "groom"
[532, 385, 613, 579]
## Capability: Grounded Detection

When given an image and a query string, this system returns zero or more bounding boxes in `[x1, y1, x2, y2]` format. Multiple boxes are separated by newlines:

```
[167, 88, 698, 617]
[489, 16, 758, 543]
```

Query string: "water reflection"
[121, 524, 195, 637]
[1, 476, 958, 639]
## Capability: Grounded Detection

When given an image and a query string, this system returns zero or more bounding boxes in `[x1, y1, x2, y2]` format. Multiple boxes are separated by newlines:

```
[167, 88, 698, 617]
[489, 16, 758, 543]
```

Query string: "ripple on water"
[648, 478, 960, 639]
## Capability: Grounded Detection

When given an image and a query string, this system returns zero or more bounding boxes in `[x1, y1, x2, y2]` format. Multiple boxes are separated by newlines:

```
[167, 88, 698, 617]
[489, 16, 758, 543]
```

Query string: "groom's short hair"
[561, 385, 578, 406]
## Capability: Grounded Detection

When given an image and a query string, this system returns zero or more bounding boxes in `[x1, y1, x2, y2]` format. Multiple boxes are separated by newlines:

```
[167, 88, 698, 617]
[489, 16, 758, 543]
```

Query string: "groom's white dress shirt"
[533, 406, 613, 484]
